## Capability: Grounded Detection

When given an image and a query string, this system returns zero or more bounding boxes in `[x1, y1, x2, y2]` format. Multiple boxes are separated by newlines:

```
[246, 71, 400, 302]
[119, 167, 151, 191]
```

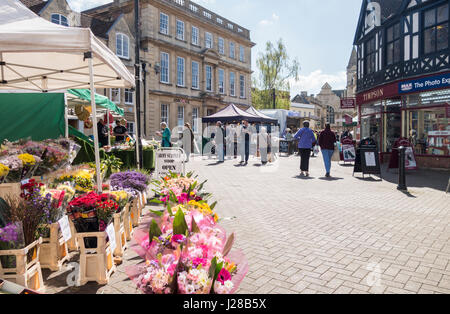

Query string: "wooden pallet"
[0, 238, 44, 292]
[112, 210, 127, 258]
[67, 219, 79, 252]
[130, 198, 141, 228]
[123, 203, 133, 241]
[39, 223, 70, 272]
[77, 232, 116, 286]
[0, 183, 21, 200]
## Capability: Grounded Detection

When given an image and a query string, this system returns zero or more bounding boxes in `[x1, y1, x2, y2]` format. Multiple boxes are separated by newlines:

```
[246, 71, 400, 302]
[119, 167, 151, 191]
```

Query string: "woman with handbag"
[318, 124, 337, 178]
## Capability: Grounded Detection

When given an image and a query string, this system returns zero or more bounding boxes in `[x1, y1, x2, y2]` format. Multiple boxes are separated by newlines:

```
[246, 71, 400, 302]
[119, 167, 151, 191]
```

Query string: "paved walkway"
[43, 155, 450, 294]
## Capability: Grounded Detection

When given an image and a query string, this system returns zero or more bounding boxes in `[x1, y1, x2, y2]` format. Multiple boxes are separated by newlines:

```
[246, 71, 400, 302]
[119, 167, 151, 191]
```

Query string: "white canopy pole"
[133, 98, 140, 169]
[107, 109, 111, 147]
[88, 55, 103, 193]
[64, 93, 69, 138]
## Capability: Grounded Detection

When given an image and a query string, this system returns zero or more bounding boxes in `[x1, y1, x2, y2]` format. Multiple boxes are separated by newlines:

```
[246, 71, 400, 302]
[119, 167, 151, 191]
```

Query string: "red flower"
[217, 268, 232, 284]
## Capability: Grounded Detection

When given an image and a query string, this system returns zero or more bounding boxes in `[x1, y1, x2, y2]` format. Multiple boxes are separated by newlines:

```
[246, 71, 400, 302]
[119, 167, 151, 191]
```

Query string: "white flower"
[224, 280, 234, 290]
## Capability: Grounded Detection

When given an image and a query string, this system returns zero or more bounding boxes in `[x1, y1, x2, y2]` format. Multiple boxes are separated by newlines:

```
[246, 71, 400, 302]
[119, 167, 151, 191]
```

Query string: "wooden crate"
[0, 183, 21, 200]
[130, 199, 140, 228]
[77, 232, 116, 286]
[0, 238, 44, 292]
[39, 223, 70, 272]
[112, 210, 127, 258]
[123, 203, 133, 241]
[67, 219, 79, 252]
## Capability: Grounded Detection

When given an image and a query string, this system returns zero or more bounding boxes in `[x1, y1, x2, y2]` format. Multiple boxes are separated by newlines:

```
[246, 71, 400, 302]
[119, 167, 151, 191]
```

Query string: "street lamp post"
[134, 0, 143, 169]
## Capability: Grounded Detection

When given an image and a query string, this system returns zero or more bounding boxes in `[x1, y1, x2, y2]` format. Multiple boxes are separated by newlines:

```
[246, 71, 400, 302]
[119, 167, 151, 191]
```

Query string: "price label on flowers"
[58, 215, 72, 242]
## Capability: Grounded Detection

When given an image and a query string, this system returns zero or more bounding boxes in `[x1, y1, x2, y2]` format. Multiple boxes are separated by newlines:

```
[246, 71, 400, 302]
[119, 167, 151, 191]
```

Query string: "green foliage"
[252, 38, 300, 110]
[173, 208, 189, 236]
[149, 220, 162, 242]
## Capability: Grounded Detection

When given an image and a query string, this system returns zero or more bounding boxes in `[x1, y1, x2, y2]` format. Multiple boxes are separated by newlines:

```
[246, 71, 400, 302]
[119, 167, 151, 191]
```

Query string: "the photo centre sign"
[156, 149, 185, 177]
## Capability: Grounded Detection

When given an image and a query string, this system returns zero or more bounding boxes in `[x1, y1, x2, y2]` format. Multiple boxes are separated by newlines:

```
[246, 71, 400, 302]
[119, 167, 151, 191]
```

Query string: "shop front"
[357, 71, 450, 169]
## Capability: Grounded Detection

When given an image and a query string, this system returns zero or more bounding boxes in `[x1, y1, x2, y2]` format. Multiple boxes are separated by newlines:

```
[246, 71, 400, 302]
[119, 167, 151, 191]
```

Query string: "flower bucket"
[39, 223, 70, 272]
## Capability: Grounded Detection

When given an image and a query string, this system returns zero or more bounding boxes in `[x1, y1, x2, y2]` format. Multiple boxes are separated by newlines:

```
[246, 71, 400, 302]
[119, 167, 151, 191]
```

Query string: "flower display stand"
[0, 183, 21, 200]
[39, 223, 70, 272]
[112, 210, 127, 258]
[123, 203, 133, 241]
[67, 219, 79, 252]
[0, 238, 44, 292]
[77, 232, 116, 286]
[130, 199, 140, 228]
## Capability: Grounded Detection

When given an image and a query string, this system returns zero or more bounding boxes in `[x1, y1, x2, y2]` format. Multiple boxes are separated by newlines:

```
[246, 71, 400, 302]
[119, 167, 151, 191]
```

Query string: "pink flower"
[192, 258, 208, 268]
[167, 263, 177, 276]
[171, 234, 186, 244]
[177, 193, 189, 204]
[217, 268, 231, 284]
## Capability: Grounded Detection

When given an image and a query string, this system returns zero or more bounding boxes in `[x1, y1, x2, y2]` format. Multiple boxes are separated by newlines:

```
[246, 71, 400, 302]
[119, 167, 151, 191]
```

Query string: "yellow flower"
[0, 163, 9, 177]
[18, 153, 36, 166]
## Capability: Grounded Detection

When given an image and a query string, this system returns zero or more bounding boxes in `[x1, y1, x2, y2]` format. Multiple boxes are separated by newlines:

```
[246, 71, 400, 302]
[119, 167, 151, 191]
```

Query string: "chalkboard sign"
[353, 140, 382, 178]
[279, 140, 289, 154]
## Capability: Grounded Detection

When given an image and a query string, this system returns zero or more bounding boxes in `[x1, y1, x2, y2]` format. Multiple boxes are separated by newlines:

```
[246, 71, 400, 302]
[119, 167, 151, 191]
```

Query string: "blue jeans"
[322, 149, 334, 174]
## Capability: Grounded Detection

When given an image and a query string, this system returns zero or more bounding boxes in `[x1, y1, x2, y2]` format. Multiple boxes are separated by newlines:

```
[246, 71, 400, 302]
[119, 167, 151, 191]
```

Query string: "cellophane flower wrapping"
[0, 222, 26, 269]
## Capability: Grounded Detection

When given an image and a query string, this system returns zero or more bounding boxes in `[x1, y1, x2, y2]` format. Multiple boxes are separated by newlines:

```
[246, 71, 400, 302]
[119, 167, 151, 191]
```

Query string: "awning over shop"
[67, 89, 124, 116]
[202, 104, 260, 123]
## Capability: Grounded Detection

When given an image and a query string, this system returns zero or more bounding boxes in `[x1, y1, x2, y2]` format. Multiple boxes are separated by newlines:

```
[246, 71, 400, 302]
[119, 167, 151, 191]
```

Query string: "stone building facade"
[84, 0, 255, 138]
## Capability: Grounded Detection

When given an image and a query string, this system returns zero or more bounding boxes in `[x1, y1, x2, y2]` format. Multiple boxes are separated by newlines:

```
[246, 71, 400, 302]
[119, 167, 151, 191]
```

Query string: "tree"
[252, 39, 300, 110]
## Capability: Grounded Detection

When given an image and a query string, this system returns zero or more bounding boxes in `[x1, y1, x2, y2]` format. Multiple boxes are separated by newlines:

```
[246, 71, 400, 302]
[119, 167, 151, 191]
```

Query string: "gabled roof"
[202, 104, 261, 123]
[347, 47, 357, 69]
[291, 94, 310, 104]
[81, 12, 125, 39]
[20, 0, 47, 14]
[353, 0, 405, 45]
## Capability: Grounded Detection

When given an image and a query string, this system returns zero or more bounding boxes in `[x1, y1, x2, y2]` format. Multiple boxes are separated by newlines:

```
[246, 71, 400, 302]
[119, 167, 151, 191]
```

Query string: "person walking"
[240, 120, 251, 166]
[319, 124, 337, 178]
[294, 121, 316, 177]
[259, 127, 269, 165]
[213, 121, 225, 163]
[156, 122, 171, 148]
[182, 123, 195, 162]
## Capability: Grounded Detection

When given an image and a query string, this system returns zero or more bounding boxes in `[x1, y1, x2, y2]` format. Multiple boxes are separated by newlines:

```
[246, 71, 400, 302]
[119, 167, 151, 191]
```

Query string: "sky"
[68, 0, 362, 96]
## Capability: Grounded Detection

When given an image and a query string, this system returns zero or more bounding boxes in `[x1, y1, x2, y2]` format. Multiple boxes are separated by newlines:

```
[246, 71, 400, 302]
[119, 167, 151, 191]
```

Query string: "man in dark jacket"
[319, 124, 337, 177]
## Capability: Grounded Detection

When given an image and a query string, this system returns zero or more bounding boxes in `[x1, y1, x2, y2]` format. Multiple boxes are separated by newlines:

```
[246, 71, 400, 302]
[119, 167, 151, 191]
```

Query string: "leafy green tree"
[252, 39, 300, 110]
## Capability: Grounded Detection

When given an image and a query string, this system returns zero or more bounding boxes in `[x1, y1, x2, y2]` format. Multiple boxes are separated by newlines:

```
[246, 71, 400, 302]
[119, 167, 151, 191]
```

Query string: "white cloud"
[289, 70, 347, 95]
[67, 0, 113, 12]
[259, 13, 279, 26]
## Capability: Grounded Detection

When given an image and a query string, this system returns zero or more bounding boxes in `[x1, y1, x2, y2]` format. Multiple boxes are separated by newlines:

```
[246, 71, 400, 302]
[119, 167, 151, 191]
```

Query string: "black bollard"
[397, 146, 407, 191]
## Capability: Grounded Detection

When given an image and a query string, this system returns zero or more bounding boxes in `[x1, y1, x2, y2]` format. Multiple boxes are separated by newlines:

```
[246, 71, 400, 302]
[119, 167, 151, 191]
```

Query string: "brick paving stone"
[41, 157, 450, 294]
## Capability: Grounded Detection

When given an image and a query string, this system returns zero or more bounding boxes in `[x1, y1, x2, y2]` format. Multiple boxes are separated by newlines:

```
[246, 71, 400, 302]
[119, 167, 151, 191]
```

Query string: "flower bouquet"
[0, 222, 25, 269]
[0, 153, 41, 183]
[110, 171, 149, 195]
[0, 163, 9, 184]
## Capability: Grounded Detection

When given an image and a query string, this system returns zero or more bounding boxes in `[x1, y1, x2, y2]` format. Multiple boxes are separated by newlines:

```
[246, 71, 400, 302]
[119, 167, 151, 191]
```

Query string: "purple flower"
[0, 223, 20, 243]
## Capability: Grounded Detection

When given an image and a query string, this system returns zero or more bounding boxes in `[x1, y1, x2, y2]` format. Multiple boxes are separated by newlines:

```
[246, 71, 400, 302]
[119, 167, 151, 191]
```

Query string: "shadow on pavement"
[319, 177, 344, 181]
[381, 165, 449, 192]
[293, 176, 315, 180]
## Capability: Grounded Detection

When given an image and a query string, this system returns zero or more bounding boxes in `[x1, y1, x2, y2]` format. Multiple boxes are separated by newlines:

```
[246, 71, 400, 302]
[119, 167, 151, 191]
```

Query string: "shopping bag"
[331, 148, 340, 162]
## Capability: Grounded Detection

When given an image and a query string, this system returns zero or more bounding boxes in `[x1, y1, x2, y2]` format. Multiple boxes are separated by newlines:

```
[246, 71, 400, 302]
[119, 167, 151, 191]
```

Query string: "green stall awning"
[68, 89, 124, 116]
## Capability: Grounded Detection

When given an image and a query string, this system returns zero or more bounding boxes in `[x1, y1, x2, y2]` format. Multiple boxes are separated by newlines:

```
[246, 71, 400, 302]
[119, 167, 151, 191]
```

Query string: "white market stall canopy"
[0, 0, 135, 92]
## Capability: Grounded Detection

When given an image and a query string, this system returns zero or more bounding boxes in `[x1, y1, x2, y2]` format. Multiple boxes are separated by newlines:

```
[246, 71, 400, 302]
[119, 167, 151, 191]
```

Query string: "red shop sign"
[340, 98, 356, 109]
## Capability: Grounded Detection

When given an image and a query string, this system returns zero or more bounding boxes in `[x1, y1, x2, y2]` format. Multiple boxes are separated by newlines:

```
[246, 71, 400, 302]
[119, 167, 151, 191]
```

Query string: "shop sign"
[340, 98, 356, 109]
[155, 148, 185, 178]
[174, 98, 190, 104]
[399, 73, 450, 94]
[362, 88, 385, 103]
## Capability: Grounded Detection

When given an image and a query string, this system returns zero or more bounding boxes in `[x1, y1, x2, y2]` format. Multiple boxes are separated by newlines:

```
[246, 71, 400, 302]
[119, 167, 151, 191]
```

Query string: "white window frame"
[160, 52, 170, 84]
[177, 56, 185, 87]
[177, 106, 185, 127]
[191, 26, 199, 45]
[161, 104, 169, 125]
[176, 19, 185, 40]
[124, 88, 133, 105]
[127, 122, 135, 135]
[205, 65, 213, 92]
[160, 12, 169, 35]
[110, 88, 121, 104]
[192, 107, 199, 133]
[239, 74, 245, 98]
[205, 32, 213, 49]
[116, 33, 130, 59]
[230, 42, 235, 59]
[191, 61, 199, 89]
[218, 68, 225, 94]
[239, 45, 245, 62]
[230, 72, 235, 96]
[218, 37, 225, 54]
[51, 13, 69, 26]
